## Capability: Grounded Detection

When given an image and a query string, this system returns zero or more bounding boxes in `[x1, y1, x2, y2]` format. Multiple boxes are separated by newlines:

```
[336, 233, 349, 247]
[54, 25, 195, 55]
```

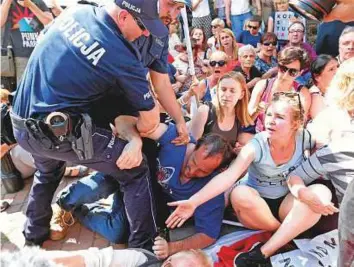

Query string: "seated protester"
[165, 94, 337, 267]
[308, 55, 338, 119]
[206, 18, 225, 56]
[287, 58, 354, 267]
[255, 32, 278, 79]
[190, 72, 254, 154]
[238, 16, 262, 48]
[249, 46, 311, 132]
[316, 21, 354, 58]
[168, 20, 182, 59]
[285, 21, 317, 86]
[173, 27, 208, 92]
[267, 0, 304, 49]
[337, 26, 354, 65]
[51, 121, 234, 254]
[179, 51, 229, 105]
[234, 45, 262, 92]
[219, 28, 244, 72]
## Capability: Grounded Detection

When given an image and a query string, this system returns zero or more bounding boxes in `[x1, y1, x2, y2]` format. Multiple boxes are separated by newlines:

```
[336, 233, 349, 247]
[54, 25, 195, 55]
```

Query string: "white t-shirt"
[192, 0, 210, 18]
[169, 33, 182, 58]
[230, 0, 250, 15]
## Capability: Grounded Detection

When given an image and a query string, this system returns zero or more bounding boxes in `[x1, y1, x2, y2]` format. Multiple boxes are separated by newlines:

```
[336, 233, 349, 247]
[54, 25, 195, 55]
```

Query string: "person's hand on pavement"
[153, 236, 170, 260]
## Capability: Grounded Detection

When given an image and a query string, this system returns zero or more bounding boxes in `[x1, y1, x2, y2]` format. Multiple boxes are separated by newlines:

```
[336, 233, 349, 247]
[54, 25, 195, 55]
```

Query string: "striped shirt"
[290, 131, 354, 204]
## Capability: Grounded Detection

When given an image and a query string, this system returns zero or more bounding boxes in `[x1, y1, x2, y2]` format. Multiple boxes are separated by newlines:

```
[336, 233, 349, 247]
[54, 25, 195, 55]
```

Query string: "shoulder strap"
[203, 102, 215, 134]
[260, 79, 270, 100]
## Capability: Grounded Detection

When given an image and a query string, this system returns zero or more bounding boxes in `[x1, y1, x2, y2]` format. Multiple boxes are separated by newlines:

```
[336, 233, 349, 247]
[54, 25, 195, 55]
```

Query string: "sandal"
[64, 165, 89, 178]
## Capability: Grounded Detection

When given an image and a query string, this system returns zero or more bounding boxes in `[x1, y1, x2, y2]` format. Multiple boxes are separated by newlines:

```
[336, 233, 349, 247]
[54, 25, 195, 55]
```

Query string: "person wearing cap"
[131, 0, 192, 147]
[10, 0, 167, 249]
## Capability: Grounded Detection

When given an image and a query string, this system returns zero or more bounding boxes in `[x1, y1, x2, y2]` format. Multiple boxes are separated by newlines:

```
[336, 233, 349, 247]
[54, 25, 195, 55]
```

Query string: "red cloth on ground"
[215, 231, 273, 267]
[168, 53, 174, 63]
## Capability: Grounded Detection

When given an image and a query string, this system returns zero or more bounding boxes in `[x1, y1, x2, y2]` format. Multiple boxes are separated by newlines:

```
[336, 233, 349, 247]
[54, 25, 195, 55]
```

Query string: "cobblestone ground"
[0, 176, 127, 252]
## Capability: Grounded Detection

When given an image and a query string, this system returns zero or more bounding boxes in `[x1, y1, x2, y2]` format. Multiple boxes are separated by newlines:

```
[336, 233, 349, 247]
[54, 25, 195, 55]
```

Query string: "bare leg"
[261, 184, 332, 257]
[230, 185, 281, 231]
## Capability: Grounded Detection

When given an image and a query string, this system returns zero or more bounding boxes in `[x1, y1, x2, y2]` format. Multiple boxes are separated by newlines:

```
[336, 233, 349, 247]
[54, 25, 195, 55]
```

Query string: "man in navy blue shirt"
[53, 117, 234, 258]
[238, 16, 262, 48]
[10, 0, 168, 249]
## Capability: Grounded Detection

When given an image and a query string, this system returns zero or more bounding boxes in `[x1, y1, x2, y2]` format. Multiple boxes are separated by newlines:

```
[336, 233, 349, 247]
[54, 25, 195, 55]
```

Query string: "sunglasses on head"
[272, 91, 302, 118]
[209, 60, 226, 67]
[248, 25, 259, 30]
[262, 41, 277, 46]
[278, 64, 300, 77]
[132, 15, 146, 32]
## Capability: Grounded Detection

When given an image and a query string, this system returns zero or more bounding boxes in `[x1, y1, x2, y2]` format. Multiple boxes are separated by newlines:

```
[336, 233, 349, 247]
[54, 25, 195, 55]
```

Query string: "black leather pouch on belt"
[69, 114, 94, 161]
[25, 118, 60, 149]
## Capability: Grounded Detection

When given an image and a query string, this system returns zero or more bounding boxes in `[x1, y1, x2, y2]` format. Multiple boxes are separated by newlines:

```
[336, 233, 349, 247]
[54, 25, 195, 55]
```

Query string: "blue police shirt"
[134, 33, 169, 73]
[12, 5, 154, 118]
[156, 123, 225, 239]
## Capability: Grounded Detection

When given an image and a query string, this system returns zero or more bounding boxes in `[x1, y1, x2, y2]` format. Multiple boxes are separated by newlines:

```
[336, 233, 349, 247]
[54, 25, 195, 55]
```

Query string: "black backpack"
[1, 103, 17, 145]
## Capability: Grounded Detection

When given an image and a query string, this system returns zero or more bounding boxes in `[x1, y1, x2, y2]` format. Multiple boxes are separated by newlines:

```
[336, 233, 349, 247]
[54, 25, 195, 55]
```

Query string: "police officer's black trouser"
[11, 113, 157, 249]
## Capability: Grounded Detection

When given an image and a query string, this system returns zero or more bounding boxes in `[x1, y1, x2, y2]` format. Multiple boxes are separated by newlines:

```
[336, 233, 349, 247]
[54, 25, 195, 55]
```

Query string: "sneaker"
[234, 243, 270, 267]
[50, 206, 75, 241]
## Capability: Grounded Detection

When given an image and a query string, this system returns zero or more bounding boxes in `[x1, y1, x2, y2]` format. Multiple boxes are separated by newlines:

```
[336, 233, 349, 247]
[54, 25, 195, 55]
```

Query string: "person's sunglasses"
[289, 29, 304, 34]
[209, 60, 226, 67]
[248, 25, 259, 30]
[262, 42, 277, 47]
[278, 64, 300, 77]
[132, 15, 146, 32]
[211, 25, 220, 28]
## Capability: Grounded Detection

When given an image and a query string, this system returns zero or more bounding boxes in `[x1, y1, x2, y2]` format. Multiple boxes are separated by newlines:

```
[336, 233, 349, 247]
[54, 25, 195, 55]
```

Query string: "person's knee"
[231, 185, 257, 209]
[308, 184, 332, 204]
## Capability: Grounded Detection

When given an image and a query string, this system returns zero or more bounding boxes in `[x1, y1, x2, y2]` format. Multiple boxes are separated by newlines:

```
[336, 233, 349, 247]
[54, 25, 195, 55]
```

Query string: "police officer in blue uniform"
[10, 0, 167, 249]
[132, 0, 192, 146]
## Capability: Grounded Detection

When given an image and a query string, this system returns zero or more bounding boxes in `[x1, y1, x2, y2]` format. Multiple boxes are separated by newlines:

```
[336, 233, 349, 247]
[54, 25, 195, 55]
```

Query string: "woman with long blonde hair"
[219, 29, 243, 72]
[190, 71, 254, 153]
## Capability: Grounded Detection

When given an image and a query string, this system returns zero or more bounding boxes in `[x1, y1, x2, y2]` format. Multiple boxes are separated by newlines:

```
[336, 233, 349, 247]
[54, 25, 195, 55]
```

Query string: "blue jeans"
[231, 11, 252, 41]
[57, 172, 128, 243]
[11, 113, 157, 249]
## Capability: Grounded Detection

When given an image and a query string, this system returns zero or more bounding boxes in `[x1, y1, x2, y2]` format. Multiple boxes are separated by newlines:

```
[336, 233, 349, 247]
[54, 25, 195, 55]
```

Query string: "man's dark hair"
[248, 16, 262, 26]
[310, 54, 336, 85]
[195, 133, 235, 168]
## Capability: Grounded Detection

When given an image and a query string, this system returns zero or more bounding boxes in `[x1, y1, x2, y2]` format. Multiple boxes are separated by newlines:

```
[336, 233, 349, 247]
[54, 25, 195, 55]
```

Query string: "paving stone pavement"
[0, 176, 127, 253]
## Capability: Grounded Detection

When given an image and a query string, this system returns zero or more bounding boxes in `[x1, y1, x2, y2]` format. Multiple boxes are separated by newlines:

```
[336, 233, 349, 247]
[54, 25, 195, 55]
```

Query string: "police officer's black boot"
[1, 151, 24, 194]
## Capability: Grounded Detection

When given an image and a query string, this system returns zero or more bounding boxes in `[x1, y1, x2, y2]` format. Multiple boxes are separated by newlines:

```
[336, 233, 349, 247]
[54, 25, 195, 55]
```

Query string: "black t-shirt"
[234, 65, 262, 83]
[1, 0, 49, 58]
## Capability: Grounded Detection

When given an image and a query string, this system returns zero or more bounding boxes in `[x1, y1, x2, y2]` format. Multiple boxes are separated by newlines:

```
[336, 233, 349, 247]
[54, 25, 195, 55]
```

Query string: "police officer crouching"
[10, 0, 166, 249]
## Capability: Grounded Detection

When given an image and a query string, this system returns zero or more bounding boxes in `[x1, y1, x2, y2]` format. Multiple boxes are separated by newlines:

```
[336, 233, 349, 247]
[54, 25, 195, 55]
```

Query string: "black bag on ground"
[1, 103, 17, 145]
